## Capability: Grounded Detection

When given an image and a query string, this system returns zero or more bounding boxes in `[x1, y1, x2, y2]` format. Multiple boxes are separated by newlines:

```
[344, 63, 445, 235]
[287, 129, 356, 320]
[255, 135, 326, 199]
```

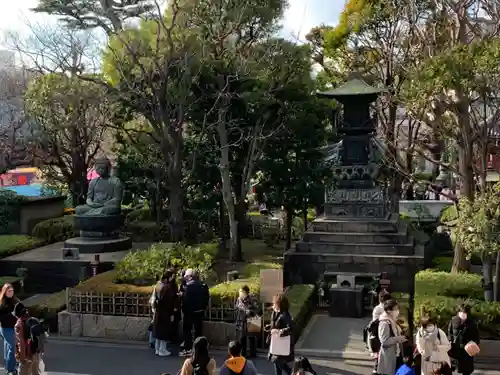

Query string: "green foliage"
[114, 242, 217, 284]
[431, 256, 453, 272]
[24, 72, 113, 206]
[32, 216, 76, 243]
[455, 184, 500, 258]
[24, 289, 67, 332]
[0, 235, 43, 258]
[440, 205, 458, 224]
[32, 0, 154, 34]
[0, 191, 27, 234]
[126, 208, 153, 222]
[416, 270, 482, 299]
[410, 270, 500, 338]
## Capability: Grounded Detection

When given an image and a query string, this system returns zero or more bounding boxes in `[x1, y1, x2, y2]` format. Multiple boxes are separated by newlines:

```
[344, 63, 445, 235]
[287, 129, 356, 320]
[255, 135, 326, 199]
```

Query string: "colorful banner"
[0, 168, 40, 187]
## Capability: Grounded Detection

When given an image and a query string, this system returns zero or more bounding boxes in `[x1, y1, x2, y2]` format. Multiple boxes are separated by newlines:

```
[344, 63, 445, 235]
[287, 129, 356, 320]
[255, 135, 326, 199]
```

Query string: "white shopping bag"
[270, 332, 290, 356]
[39, 357, 45, 374]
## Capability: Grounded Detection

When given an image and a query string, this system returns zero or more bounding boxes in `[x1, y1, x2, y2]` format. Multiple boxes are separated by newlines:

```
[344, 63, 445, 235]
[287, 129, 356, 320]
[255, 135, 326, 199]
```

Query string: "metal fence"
[66, 289, 240, 321]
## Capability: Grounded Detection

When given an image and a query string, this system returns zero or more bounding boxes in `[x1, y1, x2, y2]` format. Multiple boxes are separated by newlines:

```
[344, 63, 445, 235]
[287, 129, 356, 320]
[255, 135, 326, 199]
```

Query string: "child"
[14, 302, 45, 375]
[396, 356, 416, 375]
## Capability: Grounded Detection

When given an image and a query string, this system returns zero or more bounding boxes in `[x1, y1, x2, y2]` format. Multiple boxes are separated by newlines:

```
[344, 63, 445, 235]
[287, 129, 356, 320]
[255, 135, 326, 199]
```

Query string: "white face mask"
[458, 312, 467, 320]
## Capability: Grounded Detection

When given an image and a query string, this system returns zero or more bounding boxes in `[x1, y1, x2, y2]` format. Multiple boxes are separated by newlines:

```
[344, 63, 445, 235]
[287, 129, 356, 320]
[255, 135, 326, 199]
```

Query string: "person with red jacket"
[14, 303, 44, 375]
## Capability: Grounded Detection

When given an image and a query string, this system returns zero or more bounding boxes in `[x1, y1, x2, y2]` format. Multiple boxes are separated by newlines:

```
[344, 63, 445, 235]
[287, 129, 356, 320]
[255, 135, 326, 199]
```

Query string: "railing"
[66, 289, 241, 321]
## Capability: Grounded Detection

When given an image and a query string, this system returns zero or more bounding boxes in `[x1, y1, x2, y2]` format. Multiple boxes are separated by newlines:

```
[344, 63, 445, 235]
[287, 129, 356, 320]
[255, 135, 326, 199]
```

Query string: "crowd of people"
[0, 283, 46, 375]
[366, 290, 480, 375]
[0, 269, 483, 375]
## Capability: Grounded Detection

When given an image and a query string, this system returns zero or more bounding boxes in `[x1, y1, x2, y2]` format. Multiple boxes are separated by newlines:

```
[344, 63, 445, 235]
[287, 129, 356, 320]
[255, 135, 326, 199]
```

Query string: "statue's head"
[94, 157, 112, 178]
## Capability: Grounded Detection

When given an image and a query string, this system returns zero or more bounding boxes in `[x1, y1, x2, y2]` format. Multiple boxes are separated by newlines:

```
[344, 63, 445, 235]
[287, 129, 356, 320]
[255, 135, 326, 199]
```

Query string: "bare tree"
[0, 67, 33, 174]
[6, 24, 113, 205]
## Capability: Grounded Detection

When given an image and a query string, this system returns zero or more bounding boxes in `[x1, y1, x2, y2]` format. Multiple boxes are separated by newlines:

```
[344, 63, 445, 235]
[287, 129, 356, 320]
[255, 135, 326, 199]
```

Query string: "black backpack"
[363, 319, 394, 353]
[23, 317, 44, 353]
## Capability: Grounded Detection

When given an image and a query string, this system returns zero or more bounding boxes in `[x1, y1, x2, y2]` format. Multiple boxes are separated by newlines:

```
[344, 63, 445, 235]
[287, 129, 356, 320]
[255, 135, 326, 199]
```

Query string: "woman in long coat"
[267, 293, 294, 375]
[448, 305, 479, 375]
[377, 299, 408, 375]
[153, 269, 178, 356]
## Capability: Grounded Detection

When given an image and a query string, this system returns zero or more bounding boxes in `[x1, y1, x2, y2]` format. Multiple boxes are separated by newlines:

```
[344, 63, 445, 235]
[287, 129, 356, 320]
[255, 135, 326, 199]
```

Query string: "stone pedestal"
[328, 285, 364, 318]
[64, 214, 131, 254]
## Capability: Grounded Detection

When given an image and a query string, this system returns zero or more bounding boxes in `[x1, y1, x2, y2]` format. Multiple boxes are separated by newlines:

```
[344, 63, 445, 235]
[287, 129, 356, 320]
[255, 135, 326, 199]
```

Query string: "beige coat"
[416, 326, 451, 375]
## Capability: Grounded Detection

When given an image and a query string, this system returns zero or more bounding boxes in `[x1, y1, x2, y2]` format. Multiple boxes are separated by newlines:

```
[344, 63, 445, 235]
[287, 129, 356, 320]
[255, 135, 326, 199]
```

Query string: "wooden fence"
[66, 289, 239, 321]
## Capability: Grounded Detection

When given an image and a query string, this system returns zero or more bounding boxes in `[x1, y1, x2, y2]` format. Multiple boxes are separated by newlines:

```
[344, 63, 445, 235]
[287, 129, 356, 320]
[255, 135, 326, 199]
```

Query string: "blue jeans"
[0, 327, 16, 372]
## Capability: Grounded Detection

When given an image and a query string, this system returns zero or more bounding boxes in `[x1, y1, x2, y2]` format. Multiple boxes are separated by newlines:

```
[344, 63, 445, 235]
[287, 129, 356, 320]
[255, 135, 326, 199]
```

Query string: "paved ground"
[296, 314, 370, 360]
[0, 339, 374, 375]
[0, 337, 499, 375]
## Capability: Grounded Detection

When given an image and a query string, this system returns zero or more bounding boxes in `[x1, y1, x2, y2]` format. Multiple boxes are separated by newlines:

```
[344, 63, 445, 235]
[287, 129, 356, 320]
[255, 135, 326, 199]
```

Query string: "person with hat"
[13, 302, 44, 375]
[179, 269, 210, 357]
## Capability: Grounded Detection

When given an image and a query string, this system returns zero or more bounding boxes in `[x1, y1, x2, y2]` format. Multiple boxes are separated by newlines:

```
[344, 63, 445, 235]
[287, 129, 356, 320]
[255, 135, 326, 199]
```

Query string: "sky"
[0, 0, 343, 47]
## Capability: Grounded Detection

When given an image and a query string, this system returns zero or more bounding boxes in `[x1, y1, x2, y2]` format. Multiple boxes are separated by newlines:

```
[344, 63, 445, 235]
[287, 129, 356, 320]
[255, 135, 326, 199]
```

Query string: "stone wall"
[19, 196, 66, 234]
[58, 311, 237, 346]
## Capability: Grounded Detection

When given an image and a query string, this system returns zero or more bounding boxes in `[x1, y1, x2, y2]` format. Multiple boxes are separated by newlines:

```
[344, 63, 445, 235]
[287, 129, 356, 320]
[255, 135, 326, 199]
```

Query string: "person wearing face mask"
[416, 317, 451, 375]
[0, 283, 19, 375]
[235, 285, 260, 358]
[376, 299, 407, 375]
[448, 305, 479, 375]
[266, 293, 293, 375]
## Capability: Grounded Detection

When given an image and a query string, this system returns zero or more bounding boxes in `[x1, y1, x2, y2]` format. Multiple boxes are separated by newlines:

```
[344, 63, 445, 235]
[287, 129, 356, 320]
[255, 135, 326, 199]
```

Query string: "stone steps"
[312, 218, 399, 233]
[296, 241, 415, 255]
[303, 231, 408, 244]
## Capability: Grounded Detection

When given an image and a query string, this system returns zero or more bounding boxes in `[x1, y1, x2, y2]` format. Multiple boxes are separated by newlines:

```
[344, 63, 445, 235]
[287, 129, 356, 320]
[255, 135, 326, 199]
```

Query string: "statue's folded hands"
[75, 157, 123, 216]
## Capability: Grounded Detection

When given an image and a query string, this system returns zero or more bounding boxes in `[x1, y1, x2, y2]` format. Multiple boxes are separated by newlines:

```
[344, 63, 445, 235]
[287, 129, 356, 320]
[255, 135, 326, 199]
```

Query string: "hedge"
[0, 235, 43, 258]
[24, 289, 67, 333]
[32, 215, 76, 243]
[400, 270, 500, 339]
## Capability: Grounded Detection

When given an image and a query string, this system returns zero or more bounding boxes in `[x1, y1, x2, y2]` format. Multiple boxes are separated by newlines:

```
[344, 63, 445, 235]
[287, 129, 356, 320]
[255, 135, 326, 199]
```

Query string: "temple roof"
[317, 78, 386, 98]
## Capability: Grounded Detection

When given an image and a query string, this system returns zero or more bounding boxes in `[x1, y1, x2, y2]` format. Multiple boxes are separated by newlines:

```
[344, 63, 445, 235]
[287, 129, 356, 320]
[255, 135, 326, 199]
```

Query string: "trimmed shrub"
[416, 270, 482, 299]
[123, 220, 169, 242]
[114, 242, 217, 285]
[32, 215, 76, 243]
[73, 270, 152, 294]
[414, 295, 500, 339]
[0, 235, 43, 258]
[126, 208, 152, 222]
[287, 284, 315, 340]
[24, 289, 67, 333]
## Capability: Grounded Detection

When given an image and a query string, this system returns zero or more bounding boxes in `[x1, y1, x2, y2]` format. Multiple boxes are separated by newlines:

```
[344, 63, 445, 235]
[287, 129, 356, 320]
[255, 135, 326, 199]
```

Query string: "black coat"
[153, 281, 178, 341]
[267, 310, 294, 363]
[0, 298, 17, 328]
[448, 316, 480, 375]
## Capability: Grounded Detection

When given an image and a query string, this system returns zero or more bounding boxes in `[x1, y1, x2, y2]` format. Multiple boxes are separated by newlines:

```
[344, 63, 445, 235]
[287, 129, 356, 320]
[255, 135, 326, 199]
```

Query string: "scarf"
[380, 312, 402, 356]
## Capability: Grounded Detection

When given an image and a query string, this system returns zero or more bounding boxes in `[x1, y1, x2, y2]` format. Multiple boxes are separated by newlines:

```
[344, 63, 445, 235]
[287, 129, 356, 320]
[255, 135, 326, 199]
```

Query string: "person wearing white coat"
[416, 317, 451, 375]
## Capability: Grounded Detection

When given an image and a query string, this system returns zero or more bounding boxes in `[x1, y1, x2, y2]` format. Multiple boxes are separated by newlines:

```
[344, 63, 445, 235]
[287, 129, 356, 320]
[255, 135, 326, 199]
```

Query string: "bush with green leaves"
[114, 242, 217, 284]
[0, 191, 27, 234]
[32, 215, 76, 243]
[0, 235, 43, 258]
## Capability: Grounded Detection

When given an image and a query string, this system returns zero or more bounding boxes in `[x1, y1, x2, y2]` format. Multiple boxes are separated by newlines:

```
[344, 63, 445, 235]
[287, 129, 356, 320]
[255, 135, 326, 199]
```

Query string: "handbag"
[464, 341, 480, 357]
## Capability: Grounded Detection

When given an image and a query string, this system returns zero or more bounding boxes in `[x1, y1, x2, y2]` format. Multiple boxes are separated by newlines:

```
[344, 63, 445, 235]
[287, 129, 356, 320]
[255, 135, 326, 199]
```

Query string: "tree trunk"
[284, 205, 293, 252]
[234, 200, 246, 261]
[451, 110, 474, 273]
[218, 196, 226, 256]
[168, 174, 183, 241]
[482, 254, 494, 302]
[303, 200, 308, 232]
[217, 109, 239, 260]
[495, 252, 500, 301]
